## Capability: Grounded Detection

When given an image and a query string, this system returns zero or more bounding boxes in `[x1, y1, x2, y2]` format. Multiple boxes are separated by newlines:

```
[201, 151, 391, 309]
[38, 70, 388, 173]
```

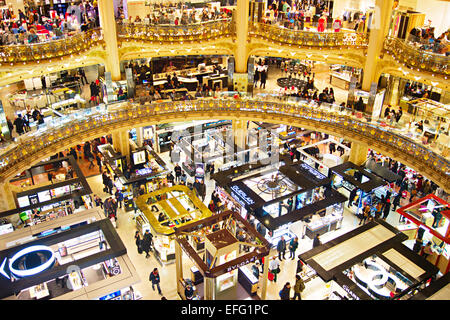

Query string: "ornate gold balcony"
[116, 19, 234, 44]
[0, 29, 104, 65]
[248, 23, 369, 48]
[384, 37, 449, 77]
[0, 98, 448, 191]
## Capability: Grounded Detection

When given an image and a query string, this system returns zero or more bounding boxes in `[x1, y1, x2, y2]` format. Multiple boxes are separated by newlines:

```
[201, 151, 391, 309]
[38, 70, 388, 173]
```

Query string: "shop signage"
[225, 256, 257, 273]
[230, 185, 255, 206]
[342, 285, 360, 300]
[0, 245, 56, 280]
[341, 180, 356, 192]
[299, 163, 326, 180]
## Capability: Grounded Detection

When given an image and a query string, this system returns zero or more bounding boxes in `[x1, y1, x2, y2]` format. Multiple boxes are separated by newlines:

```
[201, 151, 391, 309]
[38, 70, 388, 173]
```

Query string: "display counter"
[238, 265, 259, 295]
[304, 204, 344, 239]
[330, 72, 351, 90]
[135, 185, 212, 264]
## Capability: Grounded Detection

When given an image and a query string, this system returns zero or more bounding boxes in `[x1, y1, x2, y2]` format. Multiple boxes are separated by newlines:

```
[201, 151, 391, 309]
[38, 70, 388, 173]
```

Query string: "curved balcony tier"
[0, 98, 448, 192]
[116, 19, 234, 44]
[383, 37, 449, 78]
[0, 29, 104, 66]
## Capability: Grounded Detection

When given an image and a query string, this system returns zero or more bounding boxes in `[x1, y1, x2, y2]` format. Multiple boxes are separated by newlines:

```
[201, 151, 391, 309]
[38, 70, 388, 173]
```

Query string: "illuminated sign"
[342, 285, 360, 300]
[0, 245, 55, 279]
[299, 163, 326, 180]
[230, 185, 255, 206]
[225, 256, 257, 273]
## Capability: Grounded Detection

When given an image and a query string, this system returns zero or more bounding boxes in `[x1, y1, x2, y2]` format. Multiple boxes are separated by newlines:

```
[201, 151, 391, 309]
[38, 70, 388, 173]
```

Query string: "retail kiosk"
[213, 159, 348, 248]
[329, 161, 387, 215]
[1, 157, 93, 230]
[98, 144, 170, 210]
[135, 185, 213, 265]
[409, 272, 450, 300]
[174, 210, 271, 300]
[299, 219, 440, 300]
[0, 209, 141, 300]
[396, 194, 450, 275]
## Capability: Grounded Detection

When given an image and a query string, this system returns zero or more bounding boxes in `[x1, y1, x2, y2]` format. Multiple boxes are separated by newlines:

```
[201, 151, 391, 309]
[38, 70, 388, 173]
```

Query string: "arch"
[0, 100, 448, 192]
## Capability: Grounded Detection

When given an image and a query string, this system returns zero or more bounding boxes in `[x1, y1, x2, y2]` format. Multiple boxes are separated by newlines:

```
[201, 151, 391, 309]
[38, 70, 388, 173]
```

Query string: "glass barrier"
[0, 94, 448, 185]
[116, 19, 234, 43]
[384, 37, 449, 76]
[0, 29, 103, 65]
[249, 23, 369, 48]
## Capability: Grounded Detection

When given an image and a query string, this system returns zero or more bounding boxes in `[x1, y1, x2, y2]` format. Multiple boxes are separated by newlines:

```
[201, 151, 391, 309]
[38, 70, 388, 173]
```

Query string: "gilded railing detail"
[0, 99, 447, 190]
[0, 29, 104, 65]
[384, 37, 449, 76]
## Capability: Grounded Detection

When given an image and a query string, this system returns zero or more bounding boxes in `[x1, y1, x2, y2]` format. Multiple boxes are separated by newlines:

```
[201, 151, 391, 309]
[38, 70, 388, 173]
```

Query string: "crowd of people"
[117, 3, 232, 26]
[408, 26, 449, 56]
[0, 2, 99, 46]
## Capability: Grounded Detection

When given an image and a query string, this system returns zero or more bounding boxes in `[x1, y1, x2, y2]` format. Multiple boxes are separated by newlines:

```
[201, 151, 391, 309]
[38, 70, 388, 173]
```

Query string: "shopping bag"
[268, 271, 274, 281]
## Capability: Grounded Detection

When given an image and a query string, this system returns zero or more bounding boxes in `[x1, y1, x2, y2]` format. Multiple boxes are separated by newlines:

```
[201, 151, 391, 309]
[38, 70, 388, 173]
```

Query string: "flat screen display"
[133, 150, 146, 165]
[17, 196, 30, 208]
[38, 190, 51, 202]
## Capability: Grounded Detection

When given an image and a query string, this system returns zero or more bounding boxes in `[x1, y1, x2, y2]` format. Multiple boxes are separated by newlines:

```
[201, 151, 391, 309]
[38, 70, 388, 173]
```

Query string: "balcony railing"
[116, 19, 234, 44]
[0, 97, 447, 188]
[0, 28, 104, 65]
[384, 37, 449, 76]
[249, 23, 369, 48]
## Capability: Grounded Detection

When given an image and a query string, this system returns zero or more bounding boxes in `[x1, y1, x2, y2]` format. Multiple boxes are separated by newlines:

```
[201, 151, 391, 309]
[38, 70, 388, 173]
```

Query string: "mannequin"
[333, 17, 342, 32]
[317, 14, 326, 32]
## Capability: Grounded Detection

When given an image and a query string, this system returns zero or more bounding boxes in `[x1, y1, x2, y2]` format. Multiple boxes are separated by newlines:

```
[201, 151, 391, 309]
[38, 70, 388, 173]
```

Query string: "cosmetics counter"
[135, 185, 212, 264]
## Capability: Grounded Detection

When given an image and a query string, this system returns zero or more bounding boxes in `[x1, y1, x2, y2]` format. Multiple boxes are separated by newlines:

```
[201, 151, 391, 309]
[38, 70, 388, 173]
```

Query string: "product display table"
[276, 77, 309, 90]
[29, 283, 50, 299]
[238, 266, 259, 295]
[305, 213, 343, 238]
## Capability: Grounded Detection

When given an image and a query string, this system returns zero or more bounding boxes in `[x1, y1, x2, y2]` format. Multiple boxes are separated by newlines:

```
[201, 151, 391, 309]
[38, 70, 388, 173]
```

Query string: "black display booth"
[212, 158, 347, 247]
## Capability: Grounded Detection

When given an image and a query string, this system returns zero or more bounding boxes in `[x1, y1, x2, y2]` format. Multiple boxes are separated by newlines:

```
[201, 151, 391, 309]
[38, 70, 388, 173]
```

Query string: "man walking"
[293, 274, 305, 300]
[149, 268, 162, 295]
[142, 229, 154, 258]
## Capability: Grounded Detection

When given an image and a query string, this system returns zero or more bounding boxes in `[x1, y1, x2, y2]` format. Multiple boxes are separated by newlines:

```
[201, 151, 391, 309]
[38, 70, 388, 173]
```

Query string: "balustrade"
[0, 97, 447, 189]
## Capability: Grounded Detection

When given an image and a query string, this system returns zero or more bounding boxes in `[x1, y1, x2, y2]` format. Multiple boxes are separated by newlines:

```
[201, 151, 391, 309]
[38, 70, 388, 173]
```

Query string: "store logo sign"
[230, 185, 255, 206]
[342, 285, 360, 300]
[226, 256, 257, 273]
[0, 245, 55, 280]
[299, 163, 326, 180]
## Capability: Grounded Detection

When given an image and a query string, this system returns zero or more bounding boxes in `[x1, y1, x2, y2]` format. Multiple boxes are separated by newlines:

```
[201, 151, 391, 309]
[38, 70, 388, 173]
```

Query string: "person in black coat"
[135, 231, 142, 253]
[382, 199, 391, 220]
[279, 282, 291, 300]
[142, 230, 153, 258]
[312, 234, 321, 248]
[260, 70, 267, 89]
[277, 236, 286, 260]
[13, 115, 24, 135]
[348, 188, 358, 208]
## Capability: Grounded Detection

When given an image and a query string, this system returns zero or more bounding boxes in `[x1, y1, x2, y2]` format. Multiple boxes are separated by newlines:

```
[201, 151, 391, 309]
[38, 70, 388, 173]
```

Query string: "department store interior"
[0, 0, 448, 302]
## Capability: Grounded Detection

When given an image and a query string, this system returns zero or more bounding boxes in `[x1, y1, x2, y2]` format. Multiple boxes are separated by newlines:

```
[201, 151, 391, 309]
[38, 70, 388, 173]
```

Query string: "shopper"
[135, 231, 142, 254]
[174, 163, 182, 183]
[279, 282, 291, 300]
[194, 179, 206, 202]
[142, 229, 154, 258]
[167, 172, 175, 185]
[348, 187, 357, 208]
[252, 261, 260, 279]
[180, 172, 187, 185]
[359, 204, 371, 225]
[115, 188, 124, 209]
[185, 284, 194, 300]
[277, 236, 286, 260]
[269, 256, 281, 282]
[149, 268, 162, 295]
[288, 237, 299, 260]
[96, 153, 102, 173]
[312, 234, 321, 248]
[13, 115, 24, 136]
[106, 175, 114, 195]
[293, 274, 305, 300]
[382, 198, 391, 220]
[421, 241, 433, 260]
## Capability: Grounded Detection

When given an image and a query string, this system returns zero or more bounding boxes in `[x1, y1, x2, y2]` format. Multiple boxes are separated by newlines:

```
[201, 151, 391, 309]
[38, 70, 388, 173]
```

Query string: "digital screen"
[133, 150, 146, 165]
[29, 194, 39, 205]
[38, 190, 51, 203]
[18, 196, 30, 208]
